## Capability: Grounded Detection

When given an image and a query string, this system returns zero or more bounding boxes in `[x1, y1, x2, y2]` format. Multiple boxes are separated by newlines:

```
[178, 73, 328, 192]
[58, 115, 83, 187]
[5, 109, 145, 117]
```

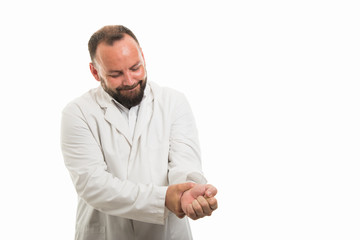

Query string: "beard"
[101, 76, 147, 109]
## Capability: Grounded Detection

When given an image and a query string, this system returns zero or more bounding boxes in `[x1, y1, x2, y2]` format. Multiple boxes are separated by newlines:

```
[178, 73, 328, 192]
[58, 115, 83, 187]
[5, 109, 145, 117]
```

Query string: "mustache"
[116, 81, 141, 91]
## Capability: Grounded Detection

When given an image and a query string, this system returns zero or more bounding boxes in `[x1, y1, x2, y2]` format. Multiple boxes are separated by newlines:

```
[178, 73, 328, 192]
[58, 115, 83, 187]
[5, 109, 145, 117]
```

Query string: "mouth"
[117, 81, 141, 92]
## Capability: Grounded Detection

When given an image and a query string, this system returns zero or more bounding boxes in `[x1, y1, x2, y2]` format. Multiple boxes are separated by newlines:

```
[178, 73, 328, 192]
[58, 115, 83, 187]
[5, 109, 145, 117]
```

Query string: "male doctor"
[61, 25, 218, 240]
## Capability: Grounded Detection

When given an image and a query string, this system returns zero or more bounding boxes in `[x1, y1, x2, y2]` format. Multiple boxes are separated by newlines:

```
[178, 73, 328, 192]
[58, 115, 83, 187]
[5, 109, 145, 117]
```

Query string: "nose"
[122, 70, 136, 86]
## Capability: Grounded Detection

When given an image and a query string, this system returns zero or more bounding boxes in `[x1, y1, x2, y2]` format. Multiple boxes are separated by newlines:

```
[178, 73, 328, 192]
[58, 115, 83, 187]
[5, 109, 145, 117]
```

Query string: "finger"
[197, 196, 212, 216]
[207, 197, 218, 211]
[175, 207, 185, 217]
[205, 184, 218, 198]
[192, 199, 205, 218]
[186, 204, 198, 220]
[177, 212, 186, 219]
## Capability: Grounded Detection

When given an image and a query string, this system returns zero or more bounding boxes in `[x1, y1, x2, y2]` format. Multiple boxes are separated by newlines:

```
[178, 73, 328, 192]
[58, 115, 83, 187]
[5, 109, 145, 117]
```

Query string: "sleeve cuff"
[186, 172, 207, 184]
[152, 186, 169, 225]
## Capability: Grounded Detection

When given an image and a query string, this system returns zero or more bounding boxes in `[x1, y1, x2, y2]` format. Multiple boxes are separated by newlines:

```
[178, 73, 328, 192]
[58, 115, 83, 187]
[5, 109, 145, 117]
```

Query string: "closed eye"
[130, 62, 142, 71]
[108, 72, 123, 78]
[131, 66, 140, 71]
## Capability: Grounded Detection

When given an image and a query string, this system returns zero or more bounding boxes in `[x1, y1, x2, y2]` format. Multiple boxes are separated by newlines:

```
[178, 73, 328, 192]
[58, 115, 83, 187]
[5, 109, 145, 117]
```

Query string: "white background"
[1, 0, 359, 239]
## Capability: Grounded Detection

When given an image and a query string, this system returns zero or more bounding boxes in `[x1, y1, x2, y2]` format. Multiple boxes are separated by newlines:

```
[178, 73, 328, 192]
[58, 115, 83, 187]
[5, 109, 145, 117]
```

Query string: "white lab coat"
[61, 82, 206, 240]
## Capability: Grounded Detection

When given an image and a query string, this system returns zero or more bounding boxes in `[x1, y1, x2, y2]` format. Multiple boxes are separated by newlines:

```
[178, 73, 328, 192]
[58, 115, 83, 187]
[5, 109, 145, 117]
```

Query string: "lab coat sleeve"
[168, 93, 207, 185]
[61, 102, 167, 225]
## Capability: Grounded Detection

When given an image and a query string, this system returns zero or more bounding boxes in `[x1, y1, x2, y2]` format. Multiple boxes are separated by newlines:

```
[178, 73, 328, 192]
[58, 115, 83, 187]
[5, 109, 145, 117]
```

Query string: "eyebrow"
[107, 62, 141, 73]
[130, 62, 141, 69]
[108, 70, 122, 74]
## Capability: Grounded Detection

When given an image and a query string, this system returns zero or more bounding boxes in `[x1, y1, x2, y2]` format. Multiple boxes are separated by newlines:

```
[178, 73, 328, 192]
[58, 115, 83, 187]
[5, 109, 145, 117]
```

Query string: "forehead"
[95, 35, 142, 69]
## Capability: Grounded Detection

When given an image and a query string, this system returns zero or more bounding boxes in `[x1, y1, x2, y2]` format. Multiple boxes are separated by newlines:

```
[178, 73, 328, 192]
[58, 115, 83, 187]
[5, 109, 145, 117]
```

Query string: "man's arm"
[168, 92, 206, 185]
[167, 92, 218, 219]
[61, 102, 190, 224]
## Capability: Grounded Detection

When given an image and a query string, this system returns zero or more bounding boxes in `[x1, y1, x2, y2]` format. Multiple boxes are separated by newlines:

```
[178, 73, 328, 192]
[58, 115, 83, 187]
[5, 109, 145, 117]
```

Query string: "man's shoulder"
[149, 82, 185, 103]
[62, 87, 101, 115]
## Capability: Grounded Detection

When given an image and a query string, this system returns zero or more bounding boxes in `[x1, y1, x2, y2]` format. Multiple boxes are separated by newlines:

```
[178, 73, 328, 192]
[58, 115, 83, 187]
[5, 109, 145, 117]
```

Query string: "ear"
[89, 62, 101, 82]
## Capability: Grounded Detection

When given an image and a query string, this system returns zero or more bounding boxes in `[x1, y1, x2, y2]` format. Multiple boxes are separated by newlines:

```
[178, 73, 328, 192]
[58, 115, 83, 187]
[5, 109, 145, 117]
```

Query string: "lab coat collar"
[95, 83, 152, 109]
[94, 84, 154, 145]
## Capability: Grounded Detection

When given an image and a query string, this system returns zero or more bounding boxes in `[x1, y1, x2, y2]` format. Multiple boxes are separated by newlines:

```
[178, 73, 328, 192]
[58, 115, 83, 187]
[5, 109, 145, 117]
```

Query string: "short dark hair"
[88, 25, 139, 62]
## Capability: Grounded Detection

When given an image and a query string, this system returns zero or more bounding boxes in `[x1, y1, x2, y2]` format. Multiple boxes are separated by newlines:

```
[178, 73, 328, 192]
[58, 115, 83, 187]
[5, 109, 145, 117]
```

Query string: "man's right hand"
[180, 184, 218, 220]
[165, 182, 195, 218]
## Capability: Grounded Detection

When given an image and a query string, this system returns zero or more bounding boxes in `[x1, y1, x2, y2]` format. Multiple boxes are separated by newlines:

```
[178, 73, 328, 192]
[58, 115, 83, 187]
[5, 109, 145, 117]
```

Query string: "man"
[61, 25, 218, 240]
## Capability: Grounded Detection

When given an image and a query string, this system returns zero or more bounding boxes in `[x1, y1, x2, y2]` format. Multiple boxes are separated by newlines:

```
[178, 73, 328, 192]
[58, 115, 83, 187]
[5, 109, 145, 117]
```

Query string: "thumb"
[178, 182, 195, 193]
[205, 184, 217, 198]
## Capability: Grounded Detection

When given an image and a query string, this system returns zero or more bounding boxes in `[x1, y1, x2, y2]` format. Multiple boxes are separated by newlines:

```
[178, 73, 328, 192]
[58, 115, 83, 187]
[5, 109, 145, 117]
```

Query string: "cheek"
[104, 77, 120, 89]
[133, 68, 146, 79]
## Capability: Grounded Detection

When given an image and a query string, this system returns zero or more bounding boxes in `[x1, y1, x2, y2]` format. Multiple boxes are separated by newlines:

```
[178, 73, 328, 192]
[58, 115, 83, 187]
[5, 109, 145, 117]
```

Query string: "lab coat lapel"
[95, 86, 132, 145]
[132, 86, 154, 144]
[104, 106, 132, 145]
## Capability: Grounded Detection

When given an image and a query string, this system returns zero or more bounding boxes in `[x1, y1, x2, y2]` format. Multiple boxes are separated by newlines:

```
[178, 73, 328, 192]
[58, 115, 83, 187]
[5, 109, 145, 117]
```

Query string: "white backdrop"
[0, 0, 359, 239]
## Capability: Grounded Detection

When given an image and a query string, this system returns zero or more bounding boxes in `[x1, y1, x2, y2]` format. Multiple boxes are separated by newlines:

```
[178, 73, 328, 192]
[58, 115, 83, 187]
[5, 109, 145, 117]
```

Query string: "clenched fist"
[180, 184, 218, 220]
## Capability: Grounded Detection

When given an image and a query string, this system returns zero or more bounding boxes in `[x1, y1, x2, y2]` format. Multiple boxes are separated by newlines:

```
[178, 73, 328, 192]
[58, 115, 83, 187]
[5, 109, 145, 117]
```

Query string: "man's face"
[91, 35, 147, 108]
